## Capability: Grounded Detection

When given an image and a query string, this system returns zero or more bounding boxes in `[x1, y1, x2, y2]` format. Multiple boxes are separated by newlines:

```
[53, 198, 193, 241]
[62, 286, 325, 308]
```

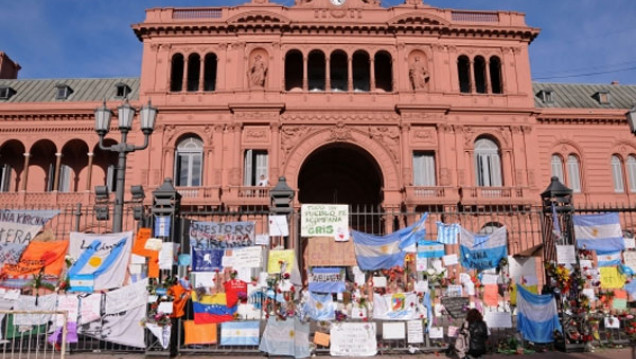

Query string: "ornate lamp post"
[94, 100, 157, 232]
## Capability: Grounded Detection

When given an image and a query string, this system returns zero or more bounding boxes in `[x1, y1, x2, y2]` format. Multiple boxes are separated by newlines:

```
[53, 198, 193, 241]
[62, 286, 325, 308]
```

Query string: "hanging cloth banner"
[417, 240, 445, 258]
[0, 209, 60, 244]
[459, 226, 507, 270]
[308, 267, 346, 293]
[259, 317, 311, 359]
[69, 231, 133, 292]
[516, 284, 562, 343]
[436, 222, 460, 244]
[189, 221, 255, 249]
[1, 239, 68, 278]
[191, 247, 224, 272]
[0, 243, 27, 265]
[372, 292, 421, 320]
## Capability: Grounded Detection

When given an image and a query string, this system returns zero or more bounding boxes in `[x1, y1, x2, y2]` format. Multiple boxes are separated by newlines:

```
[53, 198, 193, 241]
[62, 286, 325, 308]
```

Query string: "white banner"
[105, 279, 148, 314]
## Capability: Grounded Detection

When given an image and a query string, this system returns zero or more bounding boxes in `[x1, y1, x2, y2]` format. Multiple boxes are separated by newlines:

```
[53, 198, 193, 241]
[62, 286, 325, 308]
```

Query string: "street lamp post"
[94, 100, 157, 232]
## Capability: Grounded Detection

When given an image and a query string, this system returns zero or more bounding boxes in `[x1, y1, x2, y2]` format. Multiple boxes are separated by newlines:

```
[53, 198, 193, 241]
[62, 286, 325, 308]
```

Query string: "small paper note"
[604, 316, 620, 329]
[447, 325, 459, 337]
[443, 254, 458, 266]
[428, 326, 444, 339]
[158, 301, 173, 314]
[255, 234, 270, 246]
[372, 276, 387, 288]
[144, 238, 163, 251]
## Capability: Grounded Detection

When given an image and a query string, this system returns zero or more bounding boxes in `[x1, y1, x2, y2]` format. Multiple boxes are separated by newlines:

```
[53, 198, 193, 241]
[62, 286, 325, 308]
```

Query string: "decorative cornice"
[536, 116, 626, 125]
[281, 112, 399, 123]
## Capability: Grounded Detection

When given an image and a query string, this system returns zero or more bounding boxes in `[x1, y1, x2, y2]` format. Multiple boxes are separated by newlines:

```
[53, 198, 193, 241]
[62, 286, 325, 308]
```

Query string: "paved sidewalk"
[68, 347, 635, 359]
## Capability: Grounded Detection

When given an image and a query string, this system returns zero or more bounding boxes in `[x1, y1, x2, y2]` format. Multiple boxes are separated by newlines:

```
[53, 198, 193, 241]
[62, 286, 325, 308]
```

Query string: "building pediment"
[387, 12, 449, 27]
[226, 10, 291, 26]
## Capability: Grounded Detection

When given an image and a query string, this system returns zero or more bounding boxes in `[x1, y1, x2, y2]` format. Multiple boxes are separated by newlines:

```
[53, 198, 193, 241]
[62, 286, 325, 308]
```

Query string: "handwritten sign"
[223, 246, 263, 268]
[556, 245, 576, 264]
[600, 266, 626, 289]
[304, 237, 357, 266]
[267, 249, 295, 274]
[382, 322, 405, 340]
[624, 252, 636, 272]
[484, 311, 512, 328]
[190, 221, 255, 249]
[301, 204, 349, 240]
[330, 322, 376, 356]
[407, 320, 424, 343]
[440, 296, 469, 319]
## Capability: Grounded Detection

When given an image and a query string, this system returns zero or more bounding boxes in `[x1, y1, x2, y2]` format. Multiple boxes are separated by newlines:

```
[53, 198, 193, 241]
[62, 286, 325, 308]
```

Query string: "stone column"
[86, 152, 94, 191]
[302, 55, 308, 91]
[325, 57, 331, 91]
[369, 57, 376, 91]
[347, 56, 353, 92]
[182, 55, 189, 92]
[437, 124, 447, 185]
[485, 59, 492, 94]
[20, 153, 30, 191]
[53, 152, 62, 191]
[468, 59, 475, 93]
[271, 122, 280, 179]
[199, 55, 205, 91]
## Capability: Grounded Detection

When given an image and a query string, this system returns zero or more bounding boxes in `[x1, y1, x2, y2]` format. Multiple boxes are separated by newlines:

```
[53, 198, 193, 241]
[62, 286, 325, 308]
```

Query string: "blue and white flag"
[303, 292, 335, 321]
[436, 222, 460, 244]
[596, 250, 622, 267]
[423, 291, 433, 332]
[417, 240, 445, 258]
[259, 317, 311, 359]
[516, 284, 562, 343]
[573, 213, 624, 252]
[308, 267, 345, 293]
[459, 226, 507, 271]
[221, 321, 260, 346]
[397, 213, 428, 250]
[69, 231, 133, 292]
[191, 247, 224, 272]
[352, 230, 405, 270]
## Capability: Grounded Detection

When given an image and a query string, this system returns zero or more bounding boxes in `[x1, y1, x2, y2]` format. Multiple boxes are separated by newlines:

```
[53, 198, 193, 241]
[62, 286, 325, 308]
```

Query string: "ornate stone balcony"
[222, 186, 271, 207]
[459, 186, 532, 205]
[175, 186, 221, 206]
[404, 186, 459, 205]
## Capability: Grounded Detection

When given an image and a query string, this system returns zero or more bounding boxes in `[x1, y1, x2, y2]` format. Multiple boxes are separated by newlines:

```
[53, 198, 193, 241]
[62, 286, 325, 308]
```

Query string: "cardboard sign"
[382, 322, 405, 340]
[406, 320, 424, 343]
[301, 204, 349, 240]
[440, 296, 469, 319]
[190, 221, 255, 249]
[304, 237, 357, 266]
[330, 322, 376, 357]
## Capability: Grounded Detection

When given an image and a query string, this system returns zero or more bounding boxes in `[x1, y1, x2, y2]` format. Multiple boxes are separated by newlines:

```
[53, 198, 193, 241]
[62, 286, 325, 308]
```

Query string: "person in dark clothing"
[454, 308, 489, 359]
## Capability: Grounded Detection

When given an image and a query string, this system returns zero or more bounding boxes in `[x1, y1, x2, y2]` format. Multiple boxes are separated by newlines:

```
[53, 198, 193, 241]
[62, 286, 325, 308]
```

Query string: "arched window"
[308, 50, 325, 91]
[611, 155, 625, 193]
[474, 138, 502, 187]
[627, 155, 636, 192]
[203, 53, 217, 91]
[566, 154, 581, 193]
[374, 51, 393, 92]
[330, 51, 348, 92]
[187, 53, 201, 92]
[170, 53, 184, 92]
[457, 56, 471, 93]
[474, 56, 487, 94]
[551, 154, 565, 183]
[352, 51, 370, 92]
[489, 56, 503, 94]
[175, 136, 203, 187]
[284, 50, 303, 91]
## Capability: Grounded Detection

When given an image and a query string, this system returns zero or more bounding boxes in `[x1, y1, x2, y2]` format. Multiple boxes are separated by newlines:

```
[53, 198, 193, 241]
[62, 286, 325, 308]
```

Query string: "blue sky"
[1, 0, 635, 84]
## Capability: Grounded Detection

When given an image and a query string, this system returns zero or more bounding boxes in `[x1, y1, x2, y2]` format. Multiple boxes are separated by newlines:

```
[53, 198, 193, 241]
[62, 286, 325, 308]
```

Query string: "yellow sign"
[267, 249, 295, 274]
[600, 267, 626, 289]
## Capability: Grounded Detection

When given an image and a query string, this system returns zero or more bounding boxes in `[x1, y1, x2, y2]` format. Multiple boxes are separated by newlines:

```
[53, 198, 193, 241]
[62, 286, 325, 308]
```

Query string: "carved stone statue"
[248, 54, 267, 87]
[408, 56, 429, 90]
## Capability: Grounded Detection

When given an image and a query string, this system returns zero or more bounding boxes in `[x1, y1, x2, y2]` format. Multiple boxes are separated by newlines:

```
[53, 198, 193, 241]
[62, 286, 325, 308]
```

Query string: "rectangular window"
[475, 153, 502, 187]
[611, 156, 624, 193]
[175, 152, 202, 187]
[412, 151, 436, 186]
[244, 150, 268, 186]
[567, 156, 581, 193]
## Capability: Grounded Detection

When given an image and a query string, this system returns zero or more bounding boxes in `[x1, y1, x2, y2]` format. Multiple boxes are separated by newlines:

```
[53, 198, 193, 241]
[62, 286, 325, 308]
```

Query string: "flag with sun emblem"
[303, 292, 336, 321]
[69, 231, 133, 292]
[352, 230, 406, 271]
[573, 213, 624, 252]
[220, 321, 260, 346]
[259, 317, 311, 358]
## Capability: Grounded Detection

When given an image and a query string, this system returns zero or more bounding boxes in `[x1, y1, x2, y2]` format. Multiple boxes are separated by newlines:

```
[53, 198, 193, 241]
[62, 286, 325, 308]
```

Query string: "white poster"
[407, 320, 424, 343]
[301, 204, 349, 240]
[382, 322, 405, 339]
[624, 251, 636, 271]
[268, 215, 289, 237]
[56, 295, 80, 326]
[556, 245, 576, 264]
[79, 293, 102, 324]
[81, 304, 146, 348]
[159, 243, 179, 270]
[428, 326, 444, 339]
[223, 246, 263, 268]
[484, 311, 513, 328]
[193, 272, 216, 289]
[443, 254, 458, 266]
[330, 322, 377, 357]
[14, 294, 57, 326]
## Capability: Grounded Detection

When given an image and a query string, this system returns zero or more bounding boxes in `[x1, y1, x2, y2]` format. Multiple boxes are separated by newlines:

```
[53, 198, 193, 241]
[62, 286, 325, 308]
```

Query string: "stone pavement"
[68, 347, 635, 359]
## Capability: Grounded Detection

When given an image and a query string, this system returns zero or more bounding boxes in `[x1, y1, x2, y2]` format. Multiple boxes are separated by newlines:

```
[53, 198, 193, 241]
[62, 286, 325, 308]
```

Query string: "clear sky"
[1, 0, 635, 84]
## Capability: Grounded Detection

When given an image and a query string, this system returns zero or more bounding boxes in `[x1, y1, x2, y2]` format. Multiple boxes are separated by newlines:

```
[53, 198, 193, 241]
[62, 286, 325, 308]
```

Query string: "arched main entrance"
[298, 143, 383, 206]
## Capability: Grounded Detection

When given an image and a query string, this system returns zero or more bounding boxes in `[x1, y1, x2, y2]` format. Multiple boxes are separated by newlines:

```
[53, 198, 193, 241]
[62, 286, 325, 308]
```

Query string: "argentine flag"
[352, 230, 406, 270]
[397, 213, 428, 250]
[459, 226, 507, 270]
[417, 240, 445, 258]
[596, 250, 622, 267]
[573, 213, 624, 252]
[516, 284, 562, 343]
[221, 321, 260, 346]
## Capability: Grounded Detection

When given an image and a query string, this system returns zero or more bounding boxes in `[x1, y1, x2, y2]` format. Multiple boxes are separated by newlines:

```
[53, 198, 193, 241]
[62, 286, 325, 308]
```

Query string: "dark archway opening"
[298, 143, 384, 233]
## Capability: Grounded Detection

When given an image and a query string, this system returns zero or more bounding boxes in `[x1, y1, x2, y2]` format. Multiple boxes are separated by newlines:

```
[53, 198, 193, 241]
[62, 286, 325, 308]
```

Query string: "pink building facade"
[0, 0, 635, 227]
